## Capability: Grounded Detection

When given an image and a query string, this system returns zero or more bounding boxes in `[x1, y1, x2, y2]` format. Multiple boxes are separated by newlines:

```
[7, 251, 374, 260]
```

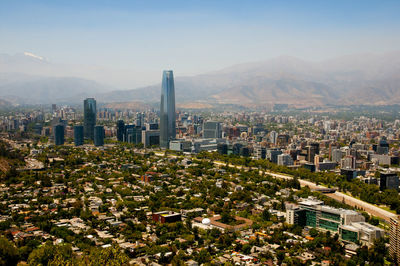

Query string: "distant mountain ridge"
[0, 73, 111, 104]
[0, 52, 400, 106]
[97, 52, 400, 106]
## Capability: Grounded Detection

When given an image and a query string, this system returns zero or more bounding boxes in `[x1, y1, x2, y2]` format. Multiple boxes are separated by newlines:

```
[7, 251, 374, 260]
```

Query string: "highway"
[23, 158, 45, 170]
[0, 137, 45, 171]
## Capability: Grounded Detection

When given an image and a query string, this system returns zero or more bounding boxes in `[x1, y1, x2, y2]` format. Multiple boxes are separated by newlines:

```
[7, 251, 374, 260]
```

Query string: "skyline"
[1, 1, 400, 88]
[1, 2, 400, 264]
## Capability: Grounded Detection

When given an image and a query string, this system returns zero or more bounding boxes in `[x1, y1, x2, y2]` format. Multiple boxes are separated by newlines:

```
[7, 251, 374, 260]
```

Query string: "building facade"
[203, 121, 222, 138]
[340, 222, 384, 247]
[170, 140, 192, 152]
[277, 153, 294, 166]
[331, 148, 343, 163]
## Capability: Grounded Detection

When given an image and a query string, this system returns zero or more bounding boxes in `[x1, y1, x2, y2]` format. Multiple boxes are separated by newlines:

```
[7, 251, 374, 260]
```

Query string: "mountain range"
[1, 52, 400, 107]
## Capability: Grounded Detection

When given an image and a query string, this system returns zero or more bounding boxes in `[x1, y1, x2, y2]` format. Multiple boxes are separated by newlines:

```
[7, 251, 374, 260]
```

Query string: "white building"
[277, 154, 294, 166]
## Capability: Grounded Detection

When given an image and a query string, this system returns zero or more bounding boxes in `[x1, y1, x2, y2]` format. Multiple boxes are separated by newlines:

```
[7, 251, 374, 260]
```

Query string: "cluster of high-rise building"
[3, 72, 400, 184]
[3, 71, 400, 188]
[52, 97, 105, 146]
[52, 70, 176, 148]
[115, 120, 160, 147]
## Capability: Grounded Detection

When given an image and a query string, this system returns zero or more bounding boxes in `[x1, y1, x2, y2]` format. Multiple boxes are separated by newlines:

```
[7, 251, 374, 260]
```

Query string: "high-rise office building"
[331, 148, 343, 163]
[142, 130, 160, 148]
[240, 147, 250, 157]
[203, 121, 222, 138]
[217, 143, 228, 155]
[277, 154, 294, 166]
[254, 145, 266, 159]
[53, 124, 64, 145]
[84, 98, 96, 140]
[74, 125, 84, 146]
[232, 143, 243, 155]
[390, 216, 400, 264]
[160, 70, 176, 148]
[376, 138, 390, 155]
[267, 149, 283, 164]
[380, 172, 400, 191]
[33, 123, 43, 135]
[340, 168, 358, 181]
[269, 131, 278, 144]
[94, 125, 104, 146]
[116, 120, 125, 142]
[136, 112, 144, 128]
[307, 143, 320, 162]
[125, 125, 142, 144]
[277, 134, 290, 147]
[341, 155, 356, 169]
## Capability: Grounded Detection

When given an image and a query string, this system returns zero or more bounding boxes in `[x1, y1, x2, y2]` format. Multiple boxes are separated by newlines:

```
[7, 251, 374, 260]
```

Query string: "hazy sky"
[1, 0, 400, 88]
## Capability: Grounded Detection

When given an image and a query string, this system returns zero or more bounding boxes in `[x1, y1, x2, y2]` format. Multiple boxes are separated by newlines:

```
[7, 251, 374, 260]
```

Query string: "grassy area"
[380, 206, 396, 214]
[342, 192, 397, 214]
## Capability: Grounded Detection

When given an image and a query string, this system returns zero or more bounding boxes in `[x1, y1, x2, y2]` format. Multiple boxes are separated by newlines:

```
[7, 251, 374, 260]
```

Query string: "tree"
[242, 244, 252, 255]
[368, 238, 386, 265]
[309, 228, 319, 238]
[276, 250, 285, 264]
[195, 249, 211, 264]
[84, 245, 129, 265]
[171, 255, 185, 266]
[370, 217, 380, 226]
[0, 236, 19, 266]
[28, 243, 73, 266]
[220, 209, 235, 224]
[49, 255, 77, 266]
[262, 209, 271, 221]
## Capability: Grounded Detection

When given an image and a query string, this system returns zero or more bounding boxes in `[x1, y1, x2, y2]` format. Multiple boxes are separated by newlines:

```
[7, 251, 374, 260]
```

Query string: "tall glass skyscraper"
[94, 125, 104, 146]
[160, 70, 176, 148]
[116, 120, 125, 142]
[84, 98, 96, 140]
[53, 124, 65, 145]
[74, 125, 84, 146]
